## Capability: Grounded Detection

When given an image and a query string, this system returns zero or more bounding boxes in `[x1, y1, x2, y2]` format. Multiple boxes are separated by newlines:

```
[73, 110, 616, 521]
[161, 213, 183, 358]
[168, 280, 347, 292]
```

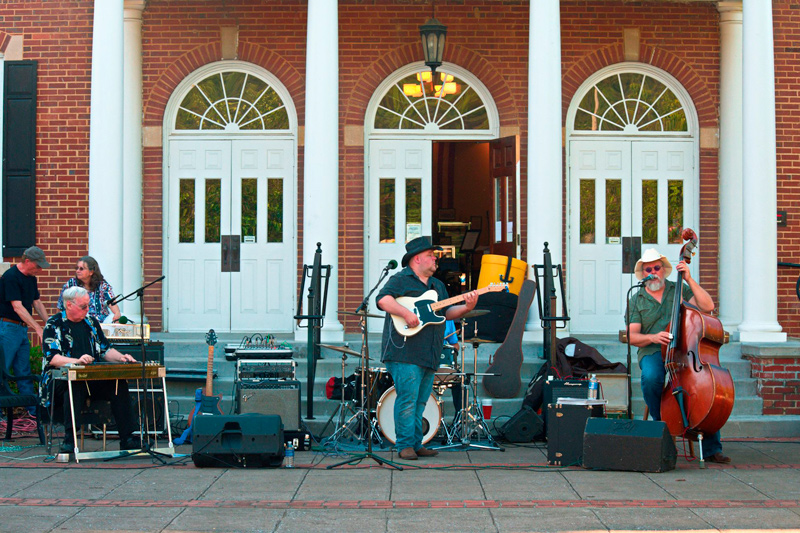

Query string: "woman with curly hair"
[57, 256, 121, 323]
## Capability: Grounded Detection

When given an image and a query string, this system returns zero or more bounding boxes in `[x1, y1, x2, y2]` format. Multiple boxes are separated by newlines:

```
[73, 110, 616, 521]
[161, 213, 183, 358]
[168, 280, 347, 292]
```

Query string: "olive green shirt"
[627, 279, 694, 363]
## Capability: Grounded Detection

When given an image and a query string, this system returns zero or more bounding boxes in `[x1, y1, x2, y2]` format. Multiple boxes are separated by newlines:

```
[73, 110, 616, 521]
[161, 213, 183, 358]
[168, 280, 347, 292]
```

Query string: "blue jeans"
[385, 361, 435, 452]
[639, 352, 722, 458]
[0, 321, 35, 415]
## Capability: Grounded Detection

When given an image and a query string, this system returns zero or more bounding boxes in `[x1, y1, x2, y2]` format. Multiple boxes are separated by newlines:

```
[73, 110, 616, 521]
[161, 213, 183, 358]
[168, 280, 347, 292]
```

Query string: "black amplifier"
[226, 344, 294, 361]
[236, 359, 296, 381]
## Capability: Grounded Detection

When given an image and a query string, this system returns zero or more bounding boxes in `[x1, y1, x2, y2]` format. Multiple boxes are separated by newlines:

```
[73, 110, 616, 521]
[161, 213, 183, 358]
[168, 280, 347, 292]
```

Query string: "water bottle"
[284, 444, 294, 468]
[588, 374, 598, 400]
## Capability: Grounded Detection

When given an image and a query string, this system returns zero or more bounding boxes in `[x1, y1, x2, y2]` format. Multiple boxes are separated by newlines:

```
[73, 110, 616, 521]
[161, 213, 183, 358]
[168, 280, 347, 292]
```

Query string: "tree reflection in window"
[176, 71, 289, 131]
[574, 72, 687, 133]
[374, 70, 489, 131]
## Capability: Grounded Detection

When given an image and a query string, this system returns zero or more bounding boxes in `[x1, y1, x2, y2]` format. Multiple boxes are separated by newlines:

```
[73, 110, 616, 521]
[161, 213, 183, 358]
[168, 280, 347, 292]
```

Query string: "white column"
[301, 0, 343, 342]
[525, 0, 563, 337]
[122, 0, 145, 321]
[717, 2, 743, 333]
[88, 0, 124, 295]
[739, 2, 786, 342]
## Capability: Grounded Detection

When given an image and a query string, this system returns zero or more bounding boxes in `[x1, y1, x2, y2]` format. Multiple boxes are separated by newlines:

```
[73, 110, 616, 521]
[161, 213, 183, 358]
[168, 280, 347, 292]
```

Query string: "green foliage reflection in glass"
[668, 180, 683, 244]
[176, 72, 289, 131]
[241, 179, 257, 242]
[268, 178, 283, 243]
[606, 179, 621, 242]
[380, 178, 395, 243]
[580, 179, 595, 244]
[179, 179, 195, 243]
[205, 179, 221, 243]
[642, 180, 658, 244]
[374, 70, 489, 131]
[574, 73, 687, 132]
[406, 178, 421, 233]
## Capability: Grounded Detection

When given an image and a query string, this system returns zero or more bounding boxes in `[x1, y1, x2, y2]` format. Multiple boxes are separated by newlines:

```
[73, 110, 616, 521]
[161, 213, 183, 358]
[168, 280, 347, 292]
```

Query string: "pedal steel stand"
[435, 318, 502, 451]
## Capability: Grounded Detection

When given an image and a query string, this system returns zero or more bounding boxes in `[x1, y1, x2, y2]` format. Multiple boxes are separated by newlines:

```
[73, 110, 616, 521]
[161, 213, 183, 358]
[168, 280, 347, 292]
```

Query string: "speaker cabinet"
[235, 380, 300, 432]
[583, 418, 676, 472]
[501, 406, 544, 442]
[547, 403, 605, 466]
[192, 414, 284, 468]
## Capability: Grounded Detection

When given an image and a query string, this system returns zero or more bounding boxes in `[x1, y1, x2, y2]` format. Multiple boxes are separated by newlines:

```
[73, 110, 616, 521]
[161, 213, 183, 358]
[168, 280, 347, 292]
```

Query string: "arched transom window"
[374, 69, 489, 131]
[573, 72, 687, 133]
[175, 71, 289, 131]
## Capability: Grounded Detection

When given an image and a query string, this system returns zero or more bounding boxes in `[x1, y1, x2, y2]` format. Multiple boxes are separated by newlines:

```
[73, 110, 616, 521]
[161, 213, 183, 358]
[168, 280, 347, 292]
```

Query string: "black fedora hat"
[401, 236, 442, 268]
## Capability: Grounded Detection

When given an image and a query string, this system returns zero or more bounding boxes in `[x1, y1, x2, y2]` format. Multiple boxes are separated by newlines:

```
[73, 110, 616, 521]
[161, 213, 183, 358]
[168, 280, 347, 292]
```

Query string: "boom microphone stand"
[108, 275, 170, 462]
[328, 261, 402, 470]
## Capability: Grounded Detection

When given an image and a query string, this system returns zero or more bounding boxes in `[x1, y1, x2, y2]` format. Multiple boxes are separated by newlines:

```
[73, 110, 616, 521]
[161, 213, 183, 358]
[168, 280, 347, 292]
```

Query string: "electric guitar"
[391, 283, 507, 337]
[173, 329, 222, 445]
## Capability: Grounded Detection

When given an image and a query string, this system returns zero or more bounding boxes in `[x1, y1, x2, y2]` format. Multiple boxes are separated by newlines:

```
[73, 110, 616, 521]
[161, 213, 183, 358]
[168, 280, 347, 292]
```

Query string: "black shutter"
[2, 60, 37, 257]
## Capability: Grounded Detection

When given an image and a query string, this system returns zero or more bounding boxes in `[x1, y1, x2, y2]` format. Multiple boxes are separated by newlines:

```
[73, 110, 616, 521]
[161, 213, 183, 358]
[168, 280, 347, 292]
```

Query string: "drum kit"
[321, 307, 502, 457]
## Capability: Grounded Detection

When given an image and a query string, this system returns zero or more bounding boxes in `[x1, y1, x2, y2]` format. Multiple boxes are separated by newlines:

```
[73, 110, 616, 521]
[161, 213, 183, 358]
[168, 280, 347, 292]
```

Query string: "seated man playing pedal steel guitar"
[626, 248, 730, 464]
[377, 236, 478, 460]
[43, 286, 139, 454]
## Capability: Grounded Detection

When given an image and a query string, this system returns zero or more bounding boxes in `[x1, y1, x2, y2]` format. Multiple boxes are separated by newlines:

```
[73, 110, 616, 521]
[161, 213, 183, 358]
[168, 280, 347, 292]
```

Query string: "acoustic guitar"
[173, 329, 222, 445]
[482, 279, 537, 399]
[391, 283, 507, 337]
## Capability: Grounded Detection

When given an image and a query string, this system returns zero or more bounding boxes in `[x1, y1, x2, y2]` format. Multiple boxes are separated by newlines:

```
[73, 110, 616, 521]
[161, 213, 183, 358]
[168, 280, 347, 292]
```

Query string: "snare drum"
[354, 367, 393, 409]
[440, 344, 456, 366]
[375, 386, 441, 446]
[434, 366, 460, 386]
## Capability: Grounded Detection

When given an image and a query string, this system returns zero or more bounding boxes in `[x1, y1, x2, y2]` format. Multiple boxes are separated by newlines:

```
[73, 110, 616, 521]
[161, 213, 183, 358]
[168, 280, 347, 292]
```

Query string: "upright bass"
[660, 229, 735, 441]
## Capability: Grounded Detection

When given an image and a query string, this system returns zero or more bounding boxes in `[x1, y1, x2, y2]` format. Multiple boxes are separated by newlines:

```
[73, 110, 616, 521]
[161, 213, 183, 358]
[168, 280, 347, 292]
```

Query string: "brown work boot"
[398, 447, 418, 460]
[415, 446, 439, 458]
[705, 452, 731, 464]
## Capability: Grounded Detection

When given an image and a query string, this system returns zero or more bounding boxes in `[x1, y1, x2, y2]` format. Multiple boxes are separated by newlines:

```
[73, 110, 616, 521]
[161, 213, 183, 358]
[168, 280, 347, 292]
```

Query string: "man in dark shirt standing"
[0, 246, 50, 415]
[377, 236, 478, 460]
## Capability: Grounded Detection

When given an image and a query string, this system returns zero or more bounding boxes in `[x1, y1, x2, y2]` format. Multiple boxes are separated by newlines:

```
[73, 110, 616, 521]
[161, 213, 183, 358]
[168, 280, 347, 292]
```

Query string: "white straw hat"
[634, 248, 672, 280]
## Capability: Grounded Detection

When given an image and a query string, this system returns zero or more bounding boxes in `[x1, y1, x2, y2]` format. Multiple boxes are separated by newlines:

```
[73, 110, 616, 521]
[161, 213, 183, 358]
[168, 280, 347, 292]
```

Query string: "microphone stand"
[109, 276, 168, 462]
[624, 277, 649, 421]
[328, 264, 402, 470]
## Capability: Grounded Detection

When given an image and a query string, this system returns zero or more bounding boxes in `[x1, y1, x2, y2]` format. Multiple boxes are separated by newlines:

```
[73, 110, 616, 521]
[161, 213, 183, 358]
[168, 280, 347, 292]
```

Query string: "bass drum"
[375, 386, 441, 446]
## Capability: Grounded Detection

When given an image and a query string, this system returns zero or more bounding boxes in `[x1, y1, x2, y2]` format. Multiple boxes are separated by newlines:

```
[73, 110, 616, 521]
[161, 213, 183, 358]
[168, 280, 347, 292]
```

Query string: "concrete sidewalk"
[0, 431, 799, 532]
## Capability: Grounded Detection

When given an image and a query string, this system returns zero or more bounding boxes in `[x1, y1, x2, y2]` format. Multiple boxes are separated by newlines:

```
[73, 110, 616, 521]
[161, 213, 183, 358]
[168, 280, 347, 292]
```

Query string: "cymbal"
[318, 344, 362, 357]
[462, 309, 490, 318]
[468, 337, 496, 345]
[338, 310, 385, 319]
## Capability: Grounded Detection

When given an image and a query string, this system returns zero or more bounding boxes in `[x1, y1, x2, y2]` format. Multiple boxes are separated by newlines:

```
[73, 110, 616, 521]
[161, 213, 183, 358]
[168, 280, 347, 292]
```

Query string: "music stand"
[460, 229, 481, 291]
[107, 275, 170, 463]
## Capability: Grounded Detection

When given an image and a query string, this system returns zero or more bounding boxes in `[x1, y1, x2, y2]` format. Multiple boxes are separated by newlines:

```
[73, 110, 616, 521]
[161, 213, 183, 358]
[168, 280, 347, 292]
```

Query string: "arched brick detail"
[343, 43, 521, 129]
[143, 42, 304, 128]
[562, 44, 717, 128]
[0, 32, 12, 54]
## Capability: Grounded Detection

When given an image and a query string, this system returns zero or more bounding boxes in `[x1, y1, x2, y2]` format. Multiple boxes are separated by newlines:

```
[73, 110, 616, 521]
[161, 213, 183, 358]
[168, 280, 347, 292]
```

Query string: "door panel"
[167, 139, 294, 332]
[367, 139, 432, 329]
[568, 140, 694, 333]
[489, 137, 517, 257]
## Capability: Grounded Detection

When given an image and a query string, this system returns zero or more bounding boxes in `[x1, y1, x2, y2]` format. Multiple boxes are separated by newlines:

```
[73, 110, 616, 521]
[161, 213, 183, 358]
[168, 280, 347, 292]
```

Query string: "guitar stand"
[434, 318, 503, 452]
[327, 308, 402, 471]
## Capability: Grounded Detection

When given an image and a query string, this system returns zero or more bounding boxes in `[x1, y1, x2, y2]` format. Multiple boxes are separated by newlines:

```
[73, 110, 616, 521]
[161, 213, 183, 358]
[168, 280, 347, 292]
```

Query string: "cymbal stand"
[328, 306, 402, 470]
[436, 317, 502, 451]
[319, 350, 357, 439]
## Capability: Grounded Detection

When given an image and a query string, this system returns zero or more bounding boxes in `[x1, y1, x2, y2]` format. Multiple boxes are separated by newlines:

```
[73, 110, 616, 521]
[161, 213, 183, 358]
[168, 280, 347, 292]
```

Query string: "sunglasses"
[69, 302, 89, 310]
[644, 265, 662, 274]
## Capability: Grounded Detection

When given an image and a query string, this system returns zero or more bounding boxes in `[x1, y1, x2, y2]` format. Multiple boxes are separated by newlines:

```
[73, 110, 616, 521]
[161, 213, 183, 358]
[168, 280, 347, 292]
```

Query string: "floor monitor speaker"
[501, 406, 544, 442]
[582, 418, 676, 472]
[192, 414, 284, 468]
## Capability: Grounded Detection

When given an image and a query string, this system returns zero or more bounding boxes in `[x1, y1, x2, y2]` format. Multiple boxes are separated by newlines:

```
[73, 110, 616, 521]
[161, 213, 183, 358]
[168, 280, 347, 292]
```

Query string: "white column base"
[320, 323, 345, 343]
[739, 326, 787, 343]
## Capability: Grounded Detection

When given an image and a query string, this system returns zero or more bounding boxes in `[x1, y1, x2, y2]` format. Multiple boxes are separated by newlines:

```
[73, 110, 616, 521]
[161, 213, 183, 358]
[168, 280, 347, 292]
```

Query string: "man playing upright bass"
[377, 236, 478, 460]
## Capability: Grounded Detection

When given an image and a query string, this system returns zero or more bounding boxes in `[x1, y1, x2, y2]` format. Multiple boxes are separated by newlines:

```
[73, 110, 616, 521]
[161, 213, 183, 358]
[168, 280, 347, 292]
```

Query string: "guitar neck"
[429, 285, 496, 312]
[204, 345, 214, 395]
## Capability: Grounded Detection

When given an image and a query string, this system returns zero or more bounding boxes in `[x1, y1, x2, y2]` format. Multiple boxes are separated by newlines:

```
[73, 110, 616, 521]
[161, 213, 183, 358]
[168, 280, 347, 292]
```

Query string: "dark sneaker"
[120, 437, 141, 451]
[59, 441, 74, 454]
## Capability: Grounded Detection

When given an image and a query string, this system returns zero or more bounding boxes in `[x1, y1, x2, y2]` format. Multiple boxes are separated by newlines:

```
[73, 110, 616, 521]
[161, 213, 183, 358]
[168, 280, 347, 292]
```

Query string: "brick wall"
[745, 355, 800, 415]
[774, 1, 800, 338]
[0, 1, 94, 326]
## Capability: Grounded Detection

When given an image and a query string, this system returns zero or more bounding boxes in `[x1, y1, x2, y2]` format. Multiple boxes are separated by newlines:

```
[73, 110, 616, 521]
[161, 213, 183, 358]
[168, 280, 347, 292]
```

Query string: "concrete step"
[150, 332, 799, 439]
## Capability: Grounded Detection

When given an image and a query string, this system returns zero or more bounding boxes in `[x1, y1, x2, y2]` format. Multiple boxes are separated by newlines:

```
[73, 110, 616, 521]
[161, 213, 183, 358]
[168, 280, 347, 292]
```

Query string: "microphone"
[385, 260, 398, 271]
[639, 273, 657, 285]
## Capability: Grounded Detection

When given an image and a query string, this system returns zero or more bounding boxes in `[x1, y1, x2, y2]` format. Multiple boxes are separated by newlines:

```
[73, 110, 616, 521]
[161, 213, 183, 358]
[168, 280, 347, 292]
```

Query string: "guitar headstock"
[206, 329, 218, 347]
[487, 283, 510, 293]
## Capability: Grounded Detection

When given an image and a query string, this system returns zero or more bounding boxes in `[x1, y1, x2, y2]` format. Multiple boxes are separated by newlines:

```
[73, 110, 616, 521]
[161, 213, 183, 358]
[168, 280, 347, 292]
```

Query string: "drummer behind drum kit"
[320, 307, 503, 453]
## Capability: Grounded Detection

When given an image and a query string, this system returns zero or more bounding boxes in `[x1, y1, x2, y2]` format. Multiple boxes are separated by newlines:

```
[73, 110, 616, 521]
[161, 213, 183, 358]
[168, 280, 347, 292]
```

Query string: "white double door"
[568, 140, 695, 333]
[167, 139, 295, 332]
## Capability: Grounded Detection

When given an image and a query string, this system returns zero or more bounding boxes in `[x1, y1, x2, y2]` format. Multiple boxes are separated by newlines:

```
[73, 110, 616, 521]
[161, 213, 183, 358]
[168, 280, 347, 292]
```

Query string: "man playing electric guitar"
[377, 236, 478, 460]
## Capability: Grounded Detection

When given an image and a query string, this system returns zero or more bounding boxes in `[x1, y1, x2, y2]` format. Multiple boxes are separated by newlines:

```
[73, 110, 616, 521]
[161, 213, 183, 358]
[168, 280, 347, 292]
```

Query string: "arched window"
[374, 69, 490, 131]
[573, 72, 687, 133]
[175, 71, 289, 131]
